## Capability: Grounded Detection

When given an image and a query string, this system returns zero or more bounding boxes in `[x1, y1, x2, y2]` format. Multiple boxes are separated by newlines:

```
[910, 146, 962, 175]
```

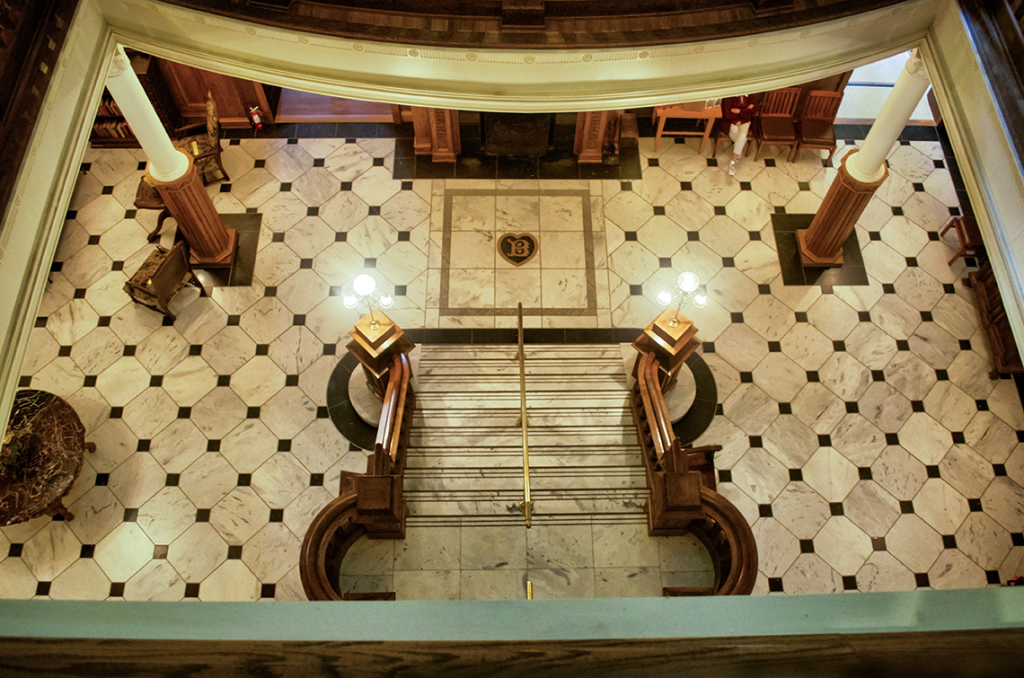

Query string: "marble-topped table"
[0, 390, 94, 526]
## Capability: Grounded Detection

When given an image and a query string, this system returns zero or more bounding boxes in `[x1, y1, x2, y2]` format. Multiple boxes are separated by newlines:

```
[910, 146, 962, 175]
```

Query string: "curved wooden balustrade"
[300, 351, 414, 601]
[629, 351, 758, 596]
[299, 479, 363, 601]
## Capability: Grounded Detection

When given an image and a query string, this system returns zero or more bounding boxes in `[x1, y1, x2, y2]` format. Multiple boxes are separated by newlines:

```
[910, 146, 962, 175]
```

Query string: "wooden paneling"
[1, 629, 1023, 678]
[275, 89, 395, 122]
[158, 60, 273, 129]
[0, 0, 78, 234]
[959, 0, 1024, 197]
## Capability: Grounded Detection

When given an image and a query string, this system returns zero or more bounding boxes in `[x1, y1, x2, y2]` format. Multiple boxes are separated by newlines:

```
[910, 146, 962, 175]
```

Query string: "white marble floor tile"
[8, 129, 1020, 604]
[94, 523, 153, 583]
[50, 559, 111, 600]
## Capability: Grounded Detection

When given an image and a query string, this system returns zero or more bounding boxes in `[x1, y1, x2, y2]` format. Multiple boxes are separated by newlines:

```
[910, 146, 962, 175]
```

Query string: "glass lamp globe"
[694, 292, 708, 308]
[656, 290, 673, 305]
[677, 271, 699, 293]
[379, 294, 395, 309]
[342, 294, 359, 309]
[353, 274, 376, 296]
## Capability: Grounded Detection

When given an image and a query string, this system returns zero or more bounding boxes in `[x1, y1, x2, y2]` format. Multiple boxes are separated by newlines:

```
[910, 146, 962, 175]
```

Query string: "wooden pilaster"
[410, 107, 461, 163]
[573, 111, 610, 164]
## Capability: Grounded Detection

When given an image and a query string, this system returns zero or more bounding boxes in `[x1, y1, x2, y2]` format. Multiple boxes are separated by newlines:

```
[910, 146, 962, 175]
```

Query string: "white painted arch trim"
[106, 0, 936, 112]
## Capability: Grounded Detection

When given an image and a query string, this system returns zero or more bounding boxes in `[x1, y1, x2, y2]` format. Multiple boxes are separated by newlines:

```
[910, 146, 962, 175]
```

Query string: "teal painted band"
[2, 589, 1023, 642]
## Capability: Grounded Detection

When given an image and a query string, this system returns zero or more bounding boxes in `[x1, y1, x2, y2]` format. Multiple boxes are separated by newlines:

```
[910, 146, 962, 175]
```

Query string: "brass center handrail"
[516, 303, 533, 528]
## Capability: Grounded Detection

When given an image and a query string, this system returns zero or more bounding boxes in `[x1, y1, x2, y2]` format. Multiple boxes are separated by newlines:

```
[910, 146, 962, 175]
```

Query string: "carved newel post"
[797, 49, 931, 266]
[632, 307, 701, 392]
[345, 310, 414, 402]
[105, 46, 236, 268]
[346, 310, 415, 540]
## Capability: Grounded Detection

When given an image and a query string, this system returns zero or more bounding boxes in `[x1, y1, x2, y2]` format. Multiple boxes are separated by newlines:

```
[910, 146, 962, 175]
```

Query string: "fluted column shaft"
[798, 50, 932, 265]
[105, 46, 234, 267]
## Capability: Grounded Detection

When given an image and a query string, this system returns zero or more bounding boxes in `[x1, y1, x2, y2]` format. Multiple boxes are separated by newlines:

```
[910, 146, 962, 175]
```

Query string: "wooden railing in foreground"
[300, 351, 414, 601]
[629, 351, 758, 596]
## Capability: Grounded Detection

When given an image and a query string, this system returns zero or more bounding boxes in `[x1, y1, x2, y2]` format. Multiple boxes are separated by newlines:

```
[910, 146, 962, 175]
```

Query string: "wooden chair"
[173, 91, 229, 185]
[710, 120, 754, 158]
[940, 215, 985, 266]
[793, 90, 844, 164]
[750, 87, 800, 161]
[133, 175, 172, 242]
[123, 241, 207, 320]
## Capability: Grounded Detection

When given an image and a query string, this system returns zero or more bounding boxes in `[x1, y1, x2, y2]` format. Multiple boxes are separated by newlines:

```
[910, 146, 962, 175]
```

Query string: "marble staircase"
[405, 344, 648, 528]
[337, 343, 715, 600]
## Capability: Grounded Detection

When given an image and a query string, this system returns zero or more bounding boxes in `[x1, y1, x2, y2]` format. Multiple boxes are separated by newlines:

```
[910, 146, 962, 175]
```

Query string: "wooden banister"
[372, 352, 413, 476]
[299, 481, 363, 601]
[629, 351, 758, 595]
[301, 350, 415, 600]
[638, 352, 675, 463]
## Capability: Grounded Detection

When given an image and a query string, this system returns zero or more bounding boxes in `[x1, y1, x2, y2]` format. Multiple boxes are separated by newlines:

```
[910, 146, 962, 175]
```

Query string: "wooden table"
[652, 102, 723, 153]
[1, 390, 94, 526]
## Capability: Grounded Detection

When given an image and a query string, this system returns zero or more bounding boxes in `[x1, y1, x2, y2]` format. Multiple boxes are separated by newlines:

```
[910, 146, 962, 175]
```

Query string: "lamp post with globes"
[342, 272, 414, 402]
[656, 271, 707, 326]
[342, 273, 395, 330]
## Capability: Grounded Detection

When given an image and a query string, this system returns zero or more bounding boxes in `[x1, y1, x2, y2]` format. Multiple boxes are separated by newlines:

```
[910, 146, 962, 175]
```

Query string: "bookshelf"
[90, 51, 180, 148]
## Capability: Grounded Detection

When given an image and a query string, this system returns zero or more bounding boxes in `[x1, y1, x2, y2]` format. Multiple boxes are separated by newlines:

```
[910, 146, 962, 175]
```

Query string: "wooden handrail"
[629, 350, 758, 596]
[636, 352, 675, 465]
[299, 478, 363, 601]
[301, 351, 415, 600]
[371, 352, 413, 476]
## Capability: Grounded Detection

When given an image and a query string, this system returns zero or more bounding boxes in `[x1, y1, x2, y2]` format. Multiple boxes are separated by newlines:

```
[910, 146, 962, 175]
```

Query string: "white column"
[846, 49, 932, 183]
[104, 46, 190, 182]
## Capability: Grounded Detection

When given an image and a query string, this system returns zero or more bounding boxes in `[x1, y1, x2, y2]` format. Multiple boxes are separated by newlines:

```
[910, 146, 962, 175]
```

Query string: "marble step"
[417, 361, 626, 378]
[404, 466, 645, 492]
[405, 513, 648, 528]
[405, 448, 643, 470]
[412, 405, 634, 426]
[408, 428, 640, 449]
[414, 394, 631, 412]
[404, 488, 649, 519]
[414, 375, 629, 395]
[418, 344, 625, 361]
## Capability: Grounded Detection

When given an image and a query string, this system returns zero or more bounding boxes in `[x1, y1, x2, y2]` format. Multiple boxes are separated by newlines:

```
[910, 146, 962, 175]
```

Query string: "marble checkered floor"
[2, 128, 1023, 601]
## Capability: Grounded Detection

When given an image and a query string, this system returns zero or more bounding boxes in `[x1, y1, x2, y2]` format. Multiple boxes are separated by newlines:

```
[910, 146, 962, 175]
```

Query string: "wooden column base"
[796, 228, 844, 267]
[797, 150, 887, 267]
[151, 151, 236, 268]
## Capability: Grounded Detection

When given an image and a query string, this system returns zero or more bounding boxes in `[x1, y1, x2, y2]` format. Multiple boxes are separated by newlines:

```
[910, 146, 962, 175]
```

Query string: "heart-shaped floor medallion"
[498, 233, 538, 266]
